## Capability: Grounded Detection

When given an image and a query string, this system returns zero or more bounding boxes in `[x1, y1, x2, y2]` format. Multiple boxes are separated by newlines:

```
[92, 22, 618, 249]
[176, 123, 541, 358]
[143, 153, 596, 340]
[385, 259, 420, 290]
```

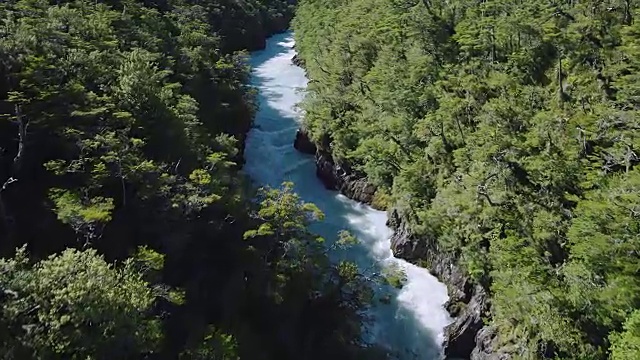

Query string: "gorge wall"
[293, 126, 504, 360]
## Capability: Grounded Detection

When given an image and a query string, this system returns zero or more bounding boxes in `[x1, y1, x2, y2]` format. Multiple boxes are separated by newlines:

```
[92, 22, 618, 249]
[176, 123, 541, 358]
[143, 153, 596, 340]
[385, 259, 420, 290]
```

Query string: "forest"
[293, 0, 640, 359]
[0, 0, 391, 359]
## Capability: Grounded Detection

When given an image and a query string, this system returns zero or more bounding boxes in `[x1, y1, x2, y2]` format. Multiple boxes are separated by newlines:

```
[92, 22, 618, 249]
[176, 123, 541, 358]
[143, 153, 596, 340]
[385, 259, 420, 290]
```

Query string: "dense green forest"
[0, 0, 388, 359]
[293, 0, 640, 359]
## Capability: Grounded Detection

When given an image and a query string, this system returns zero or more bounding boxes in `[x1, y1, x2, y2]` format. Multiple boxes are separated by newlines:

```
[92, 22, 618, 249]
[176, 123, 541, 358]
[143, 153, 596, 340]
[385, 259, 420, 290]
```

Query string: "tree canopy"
[0, 0, 383, 359]
[293, 0, 640, 358]
[0, 248, 161, 359]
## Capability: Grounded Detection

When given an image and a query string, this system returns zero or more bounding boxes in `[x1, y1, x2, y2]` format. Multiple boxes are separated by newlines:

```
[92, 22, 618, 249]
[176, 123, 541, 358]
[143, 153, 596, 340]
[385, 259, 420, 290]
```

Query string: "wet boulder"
[293, 128, 317, 155]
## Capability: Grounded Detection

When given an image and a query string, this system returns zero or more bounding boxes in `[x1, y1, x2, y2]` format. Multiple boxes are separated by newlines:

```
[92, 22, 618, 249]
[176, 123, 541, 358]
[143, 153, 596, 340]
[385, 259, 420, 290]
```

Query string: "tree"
[610, 310, 640, 360]
[293, 0, 640, 358]
[0, 247, 161, 359]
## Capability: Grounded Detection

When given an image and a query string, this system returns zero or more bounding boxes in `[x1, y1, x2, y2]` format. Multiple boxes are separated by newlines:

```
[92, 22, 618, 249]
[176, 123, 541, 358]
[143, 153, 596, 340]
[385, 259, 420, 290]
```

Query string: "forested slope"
[0, 1, 384, 359]
[293, 0, 640, 359]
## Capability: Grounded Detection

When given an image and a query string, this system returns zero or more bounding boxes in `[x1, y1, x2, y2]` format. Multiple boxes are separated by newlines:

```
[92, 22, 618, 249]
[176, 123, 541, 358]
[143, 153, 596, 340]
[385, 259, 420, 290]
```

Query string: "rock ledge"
[292, 128, 378, 206]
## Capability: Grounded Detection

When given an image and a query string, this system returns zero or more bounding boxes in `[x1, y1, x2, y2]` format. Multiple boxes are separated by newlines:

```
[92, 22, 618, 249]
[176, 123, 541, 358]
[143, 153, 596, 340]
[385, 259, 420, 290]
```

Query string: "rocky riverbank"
[294, 129, 378, 207]
[289, 55, 512, 360]
[387, 210, 513, 360]
[293, 128, 510, 359]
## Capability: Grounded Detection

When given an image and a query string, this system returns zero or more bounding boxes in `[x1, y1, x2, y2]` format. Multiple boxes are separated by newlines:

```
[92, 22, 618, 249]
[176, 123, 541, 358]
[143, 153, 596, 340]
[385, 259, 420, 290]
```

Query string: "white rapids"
[244, 32, 452, 360]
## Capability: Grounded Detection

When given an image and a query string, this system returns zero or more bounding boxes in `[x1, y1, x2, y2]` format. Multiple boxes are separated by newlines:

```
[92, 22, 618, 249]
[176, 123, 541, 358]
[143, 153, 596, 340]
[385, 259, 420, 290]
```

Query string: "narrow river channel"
[244, 32, 452, 360]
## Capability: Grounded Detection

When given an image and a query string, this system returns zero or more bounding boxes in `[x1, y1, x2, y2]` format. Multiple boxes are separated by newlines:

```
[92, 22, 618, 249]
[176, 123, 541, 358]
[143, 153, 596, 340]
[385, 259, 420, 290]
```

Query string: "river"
[244, 32, 451, 360]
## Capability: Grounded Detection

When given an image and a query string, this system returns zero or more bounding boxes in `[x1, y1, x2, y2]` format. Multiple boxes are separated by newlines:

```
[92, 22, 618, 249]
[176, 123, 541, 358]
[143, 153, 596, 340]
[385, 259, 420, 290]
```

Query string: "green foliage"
[336, 230, 360, 249]
[610, 310, 640, 360]
[294, 0, 640, 358]
[134, 245, 165, 272]
[381, 263, 407, 289]
[179, 326, 239, 360]
[0, 1, 381, 360]
[0, 247, 161, 359]
[240, 185, 381, 358]
[49, 189, 115, 241]
[245, 182, 324, 240]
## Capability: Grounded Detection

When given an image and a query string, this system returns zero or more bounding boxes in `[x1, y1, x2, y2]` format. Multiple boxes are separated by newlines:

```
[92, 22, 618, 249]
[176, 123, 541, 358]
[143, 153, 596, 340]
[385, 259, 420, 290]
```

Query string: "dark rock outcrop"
[292, 53, 305, 68]
[443, 285, 488, 359]
[293, 129, 316, 154]
[387, 209, 510, 360]
[292, 129, 378, 206]
[315, 150, 377, 205]
[387, 209, 471, 304]
[470, 326, 513, 360]
[291, 46, 308, 75]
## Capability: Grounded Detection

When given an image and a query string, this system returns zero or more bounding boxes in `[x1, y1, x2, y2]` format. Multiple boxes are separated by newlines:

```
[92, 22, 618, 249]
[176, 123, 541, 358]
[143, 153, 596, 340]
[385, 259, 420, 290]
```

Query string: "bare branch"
[0, 105, 28, 229]
[12, 105, 27, 173]
[314, 59, 331, 75]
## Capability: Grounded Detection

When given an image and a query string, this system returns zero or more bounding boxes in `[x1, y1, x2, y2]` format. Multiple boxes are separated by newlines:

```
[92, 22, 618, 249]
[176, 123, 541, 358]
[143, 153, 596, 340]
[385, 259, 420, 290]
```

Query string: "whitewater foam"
[244, 32, 451, 359]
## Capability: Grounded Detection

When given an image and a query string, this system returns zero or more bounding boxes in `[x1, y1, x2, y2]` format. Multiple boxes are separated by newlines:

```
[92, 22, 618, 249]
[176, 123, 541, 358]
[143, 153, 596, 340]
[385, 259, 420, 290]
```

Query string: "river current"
[244, 32, 451, 360]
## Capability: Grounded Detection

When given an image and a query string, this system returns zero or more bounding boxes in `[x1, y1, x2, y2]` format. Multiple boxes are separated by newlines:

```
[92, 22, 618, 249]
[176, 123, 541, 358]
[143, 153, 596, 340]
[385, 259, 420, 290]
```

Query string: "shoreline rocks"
[315, 149, 378, 206]
[293, 129, 316, 154]
[293, 128, 378, 206]
[388, 209, 509, 360]
[292, 53, 305, 68]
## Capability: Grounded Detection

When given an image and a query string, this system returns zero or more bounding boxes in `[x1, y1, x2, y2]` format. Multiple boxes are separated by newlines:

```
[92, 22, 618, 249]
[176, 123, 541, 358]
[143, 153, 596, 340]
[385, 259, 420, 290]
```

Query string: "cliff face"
[294, 129, 378, 206]
[293, 127, 503, 359]
[387, 210, 513, 360]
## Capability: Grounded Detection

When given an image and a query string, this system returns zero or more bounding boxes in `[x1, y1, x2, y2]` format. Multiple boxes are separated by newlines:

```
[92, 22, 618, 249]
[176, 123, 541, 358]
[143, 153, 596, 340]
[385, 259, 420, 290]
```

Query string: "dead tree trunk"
[0, 104, 27, 231]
